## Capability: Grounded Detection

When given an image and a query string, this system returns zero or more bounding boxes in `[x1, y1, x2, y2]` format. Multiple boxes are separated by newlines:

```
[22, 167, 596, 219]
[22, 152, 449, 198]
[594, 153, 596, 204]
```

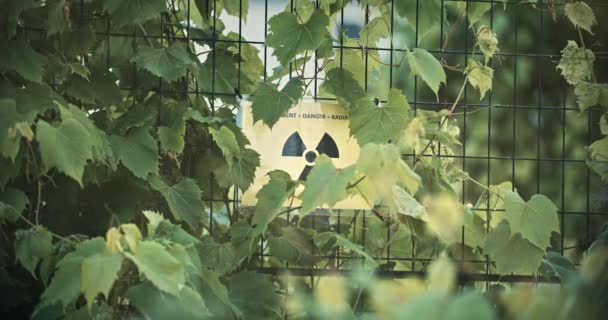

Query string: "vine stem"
[414, 74, 469, 168]
[19, 215, 77, 245]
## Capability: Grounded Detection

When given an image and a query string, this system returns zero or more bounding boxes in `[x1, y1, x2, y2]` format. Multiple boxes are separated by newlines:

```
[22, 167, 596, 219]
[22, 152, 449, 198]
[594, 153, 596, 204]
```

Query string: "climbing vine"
[0, 0, 606, 319]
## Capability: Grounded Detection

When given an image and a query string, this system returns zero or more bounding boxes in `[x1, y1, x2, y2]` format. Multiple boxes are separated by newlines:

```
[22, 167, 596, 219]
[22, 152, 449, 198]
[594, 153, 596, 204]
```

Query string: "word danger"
[281, 113, 348, 120]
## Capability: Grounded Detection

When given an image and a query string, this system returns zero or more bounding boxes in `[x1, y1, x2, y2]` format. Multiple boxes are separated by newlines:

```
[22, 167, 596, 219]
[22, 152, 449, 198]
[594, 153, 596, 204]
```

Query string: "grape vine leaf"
[47, 0, 68, 36]
[392, 186, 426, 219]
[266, 10, 330, 66]
[320, 68, 367, 103]
[103, 0, 167, 28]
[209, 126, 241, 164]
[349, 88, 410, 145]
[503, 192, 559, 250]
[557, 41, 594, 85]
[251, 78, 304, 128]
[228, 271, 282, 319]
[251, 171, 297, 235]
[588, 137, 608, 181]
[0, 187, 29, 223]
[359, 17, 390, 47]
[314, 232, 377, 267]
[0, 40, 47, 83]
[158, 122, 186, 154]
[127, 282, 209, 320]
[41, 238, 106, 309]
[199, 236, 237, 275]
[223, 0, 249, 20]
[215, 148, 260, 191]
[406, 48, 446, 98]
[0, 99, 25, 161]
[37, 119, 93, 187]
[465, 60, 494, 100]
[574, 82, 608, 112]
[58, 102, 114, 165]
[131, 44, 195, 82]
[148, 175, 206, 228]
[14, 227, 53, 278]
[323, 37, 382, 89]
[81, 251, 123, 308]
[268, 226, 318, 266]
[565, 2, 596, 34]
[126, 240, 185, 296]
[111, 128, 159, 179]
[356, 143, 421, 207]
[299, 155, 356, 218]
[395, 0, 443, 42]
[484, 222, 545, 274]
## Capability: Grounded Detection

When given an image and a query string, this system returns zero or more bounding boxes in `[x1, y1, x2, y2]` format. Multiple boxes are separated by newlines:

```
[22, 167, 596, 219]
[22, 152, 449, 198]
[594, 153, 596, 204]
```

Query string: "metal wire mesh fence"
[30, 0, 608, 293]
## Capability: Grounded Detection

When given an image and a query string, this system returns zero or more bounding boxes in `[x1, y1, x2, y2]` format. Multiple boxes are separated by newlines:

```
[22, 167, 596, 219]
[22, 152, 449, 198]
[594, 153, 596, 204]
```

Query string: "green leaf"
[0, 39, 47, 83]
[391, 186, 426, 218]
[565, 2, 596, 34]
[127, 282, 209, 320]
[111, 128, 159, 179]
[252, 171, 297, 235]
[396, 0, 443, 42]
[266, 10, 330, 66]
[314, 232, 377, 267]
[0, 187, 28, 223]
[463, 207, 487, 249]
[228, 271, 282, 320]
[447, 1, 495, 27]
[215, 148, 260, 191]
[557, 41, 594, 85]
[47, 0, 68, 36]
[574, 82, 608, 112]
[320, 68, 367, 103]
[81, 252, 123, 307]
[198, 237, 237, 275]
[251, 78, 305, 128]
[131, 44, 195, 82]
[356, 143, 421, 207]
[42, 238, 107, 308]
[267, 226, 318, 266]
[588, 137, 608, 181]
[58, 103, 114, 165]
[465, 60, 494, 100]
[103, 0, 167, 27]
[209, 126, 241, 164]
[148, 175, 206, 228]
[443, 291, 496, 320]
[503, 192, 559, 250]
[359, 17, 390, 47]
[158, 122, 186, 154]
[406, 48, 446, 98]
[323, 37, 382, 89]
[222, 0, 249, 20]
[37, 119, 93, 186]
[15, 227, 53, 278]
[484, 222, 544, 274]
[349, 88, 410, 145]
[126, 241, 185, 295]
[299, 155, 356, 218]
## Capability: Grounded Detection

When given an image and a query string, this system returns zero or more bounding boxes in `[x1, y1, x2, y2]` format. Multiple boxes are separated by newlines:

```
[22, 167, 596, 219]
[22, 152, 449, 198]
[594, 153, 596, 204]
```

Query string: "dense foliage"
[0, 0, 606, 319]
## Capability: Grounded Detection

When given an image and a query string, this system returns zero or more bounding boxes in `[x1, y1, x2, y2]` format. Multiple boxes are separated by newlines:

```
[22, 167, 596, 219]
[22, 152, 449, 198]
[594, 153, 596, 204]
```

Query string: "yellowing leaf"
[426, 254, 456, 293]
[477, 26, 498, 62]
[565, 2, 596, 34]
[557, 40, 594, 85]
[465, 60, 494, 100]
[356, 144, 421, 207]
[423, 195, 463, 244]
[574, 82, 608, 112]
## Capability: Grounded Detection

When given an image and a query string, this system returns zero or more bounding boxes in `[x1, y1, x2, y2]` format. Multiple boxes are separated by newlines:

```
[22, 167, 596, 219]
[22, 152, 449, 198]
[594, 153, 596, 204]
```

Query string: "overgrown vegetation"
[0, 0, 606, 319]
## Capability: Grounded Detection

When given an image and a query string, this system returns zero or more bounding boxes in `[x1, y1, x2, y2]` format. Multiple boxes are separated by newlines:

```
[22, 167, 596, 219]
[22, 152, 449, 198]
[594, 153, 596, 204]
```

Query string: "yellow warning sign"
[240, 100, 371, 210]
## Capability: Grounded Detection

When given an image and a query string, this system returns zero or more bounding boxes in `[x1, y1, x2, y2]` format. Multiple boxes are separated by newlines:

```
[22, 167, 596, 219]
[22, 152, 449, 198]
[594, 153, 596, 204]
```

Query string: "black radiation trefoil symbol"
[282, 132, 339, 181]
